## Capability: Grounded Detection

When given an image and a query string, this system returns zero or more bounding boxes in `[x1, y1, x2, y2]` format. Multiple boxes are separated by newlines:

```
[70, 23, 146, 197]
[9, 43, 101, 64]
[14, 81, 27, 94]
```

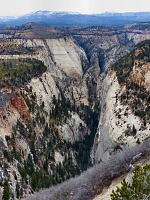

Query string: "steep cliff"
[72, 26, 150, 72]
[0, 23, 150, 199]
[0, 33, 99, 199]
[92, 40, 150, 163]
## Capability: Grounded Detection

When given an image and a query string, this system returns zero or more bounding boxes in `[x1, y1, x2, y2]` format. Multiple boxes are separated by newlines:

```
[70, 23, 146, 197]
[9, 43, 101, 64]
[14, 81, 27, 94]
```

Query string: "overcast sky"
[1, 0, 150, 16]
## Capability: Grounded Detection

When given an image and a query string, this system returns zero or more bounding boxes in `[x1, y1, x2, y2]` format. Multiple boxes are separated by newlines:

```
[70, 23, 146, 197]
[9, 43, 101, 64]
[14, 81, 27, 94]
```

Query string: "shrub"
[111, 164, 150, 200]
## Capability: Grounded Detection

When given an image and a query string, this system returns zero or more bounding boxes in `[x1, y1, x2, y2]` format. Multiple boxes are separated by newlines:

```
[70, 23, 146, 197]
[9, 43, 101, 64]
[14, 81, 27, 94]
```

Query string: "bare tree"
[24, 139, 150, 200]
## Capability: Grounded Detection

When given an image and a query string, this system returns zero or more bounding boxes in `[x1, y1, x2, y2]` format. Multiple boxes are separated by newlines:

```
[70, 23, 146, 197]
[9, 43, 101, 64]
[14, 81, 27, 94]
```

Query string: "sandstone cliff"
[92, 40, 150, 163]
[0, 23, 150, 199]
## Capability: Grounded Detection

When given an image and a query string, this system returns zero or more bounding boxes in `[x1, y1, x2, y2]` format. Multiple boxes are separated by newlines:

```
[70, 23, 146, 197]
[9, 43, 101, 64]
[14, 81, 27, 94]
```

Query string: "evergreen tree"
[111, 164, 150, 200]
[2, 181, 9, 200]
[16, 181, 22, 199]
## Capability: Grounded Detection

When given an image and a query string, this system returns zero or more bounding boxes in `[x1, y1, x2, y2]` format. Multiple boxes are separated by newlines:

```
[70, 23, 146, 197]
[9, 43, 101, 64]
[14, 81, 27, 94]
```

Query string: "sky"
[0, 0, 150, 16]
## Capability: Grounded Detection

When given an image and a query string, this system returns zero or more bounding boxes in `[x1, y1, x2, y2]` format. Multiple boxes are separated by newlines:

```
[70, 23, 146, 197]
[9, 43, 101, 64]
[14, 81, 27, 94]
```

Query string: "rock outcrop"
[0, 23, 150, 199]
[92, 40, 150, 163]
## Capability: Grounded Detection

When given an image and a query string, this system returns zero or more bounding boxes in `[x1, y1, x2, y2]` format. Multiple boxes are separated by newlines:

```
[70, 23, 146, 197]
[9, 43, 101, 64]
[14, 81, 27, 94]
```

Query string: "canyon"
[0, 22, 149, 199]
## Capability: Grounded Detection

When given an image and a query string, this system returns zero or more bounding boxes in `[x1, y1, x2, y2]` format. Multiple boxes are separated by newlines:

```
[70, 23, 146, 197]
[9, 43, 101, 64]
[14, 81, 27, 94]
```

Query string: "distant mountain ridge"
[99, 12, 150, 16]
[0, 11, 150, 27]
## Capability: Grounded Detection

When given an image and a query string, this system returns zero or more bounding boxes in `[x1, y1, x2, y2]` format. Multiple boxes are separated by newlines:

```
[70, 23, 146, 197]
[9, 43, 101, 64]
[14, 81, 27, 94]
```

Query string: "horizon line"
[0, 10, 150, 17]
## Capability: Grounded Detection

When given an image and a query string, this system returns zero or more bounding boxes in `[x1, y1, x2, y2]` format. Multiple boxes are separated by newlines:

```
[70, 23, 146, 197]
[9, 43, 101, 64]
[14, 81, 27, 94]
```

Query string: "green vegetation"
[111, 164, 150, 200]
[0, 58, 47, 88]
[50, 92, 71, 123]
[71, 104, 99, 170]
[16, 181, 23, 199]
[3, 148, 22, 163]
[0, 42, 99, 194]
[3, 84, 99, 193]
[0, 41, 34, 55]
[2, 181, 10, 200]
[50, 90, 99, 171]
[113, 40, 150, 123]
[113, 40, 150, 84]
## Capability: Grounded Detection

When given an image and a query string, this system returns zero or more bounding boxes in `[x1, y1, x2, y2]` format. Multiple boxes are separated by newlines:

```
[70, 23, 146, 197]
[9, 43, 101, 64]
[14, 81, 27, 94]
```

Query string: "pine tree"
[111, 164, 150, 200]
[2, 181, 9, 200]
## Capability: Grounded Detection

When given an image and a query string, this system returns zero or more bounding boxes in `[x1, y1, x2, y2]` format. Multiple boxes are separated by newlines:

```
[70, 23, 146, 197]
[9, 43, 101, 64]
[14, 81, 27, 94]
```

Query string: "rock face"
[72, 26, 150, 72]
[27, 72, 59, 112]
[0, 34, 97, 198]
[92, 71, 149, 162]
[92, 40, 150, 163]
[45, 38, 84, 78]
[0, 100, 20, 140]
[59, 113, 90, 142]
[15, 37, 91, 106]
[15, 37, 87, 78]
[0, 23, 150, 198]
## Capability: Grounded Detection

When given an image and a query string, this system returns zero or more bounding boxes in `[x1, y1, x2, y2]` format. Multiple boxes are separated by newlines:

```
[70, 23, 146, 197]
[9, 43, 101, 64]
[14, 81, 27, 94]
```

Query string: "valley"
[0, 21, 149, 199]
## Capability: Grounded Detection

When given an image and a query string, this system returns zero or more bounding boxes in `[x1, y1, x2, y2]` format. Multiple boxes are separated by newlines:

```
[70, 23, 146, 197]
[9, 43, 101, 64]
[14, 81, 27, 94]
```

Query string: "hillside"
[92, 40, 150, 163]
[23, 39, 150, 200]
[24, 141, 150, 200]
[0, 23, 149, 199]
[0, 30, 99, 199]
[0, 11, 150, 27]
[70, 23, 150, 72]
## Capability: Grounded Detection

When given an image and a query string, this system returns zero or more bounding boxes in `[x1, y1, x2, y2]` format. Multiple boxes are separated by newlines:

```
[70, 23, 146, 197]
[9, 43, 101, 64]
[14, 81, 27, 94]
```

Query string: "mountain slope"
[0, 31, 99, 198]
[0, 11, 150, 27]
[70, 23, 150, 73]
[0, 23, 149, 199]
[22, 39, 150, 200]
[92, 40, 150, 162]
